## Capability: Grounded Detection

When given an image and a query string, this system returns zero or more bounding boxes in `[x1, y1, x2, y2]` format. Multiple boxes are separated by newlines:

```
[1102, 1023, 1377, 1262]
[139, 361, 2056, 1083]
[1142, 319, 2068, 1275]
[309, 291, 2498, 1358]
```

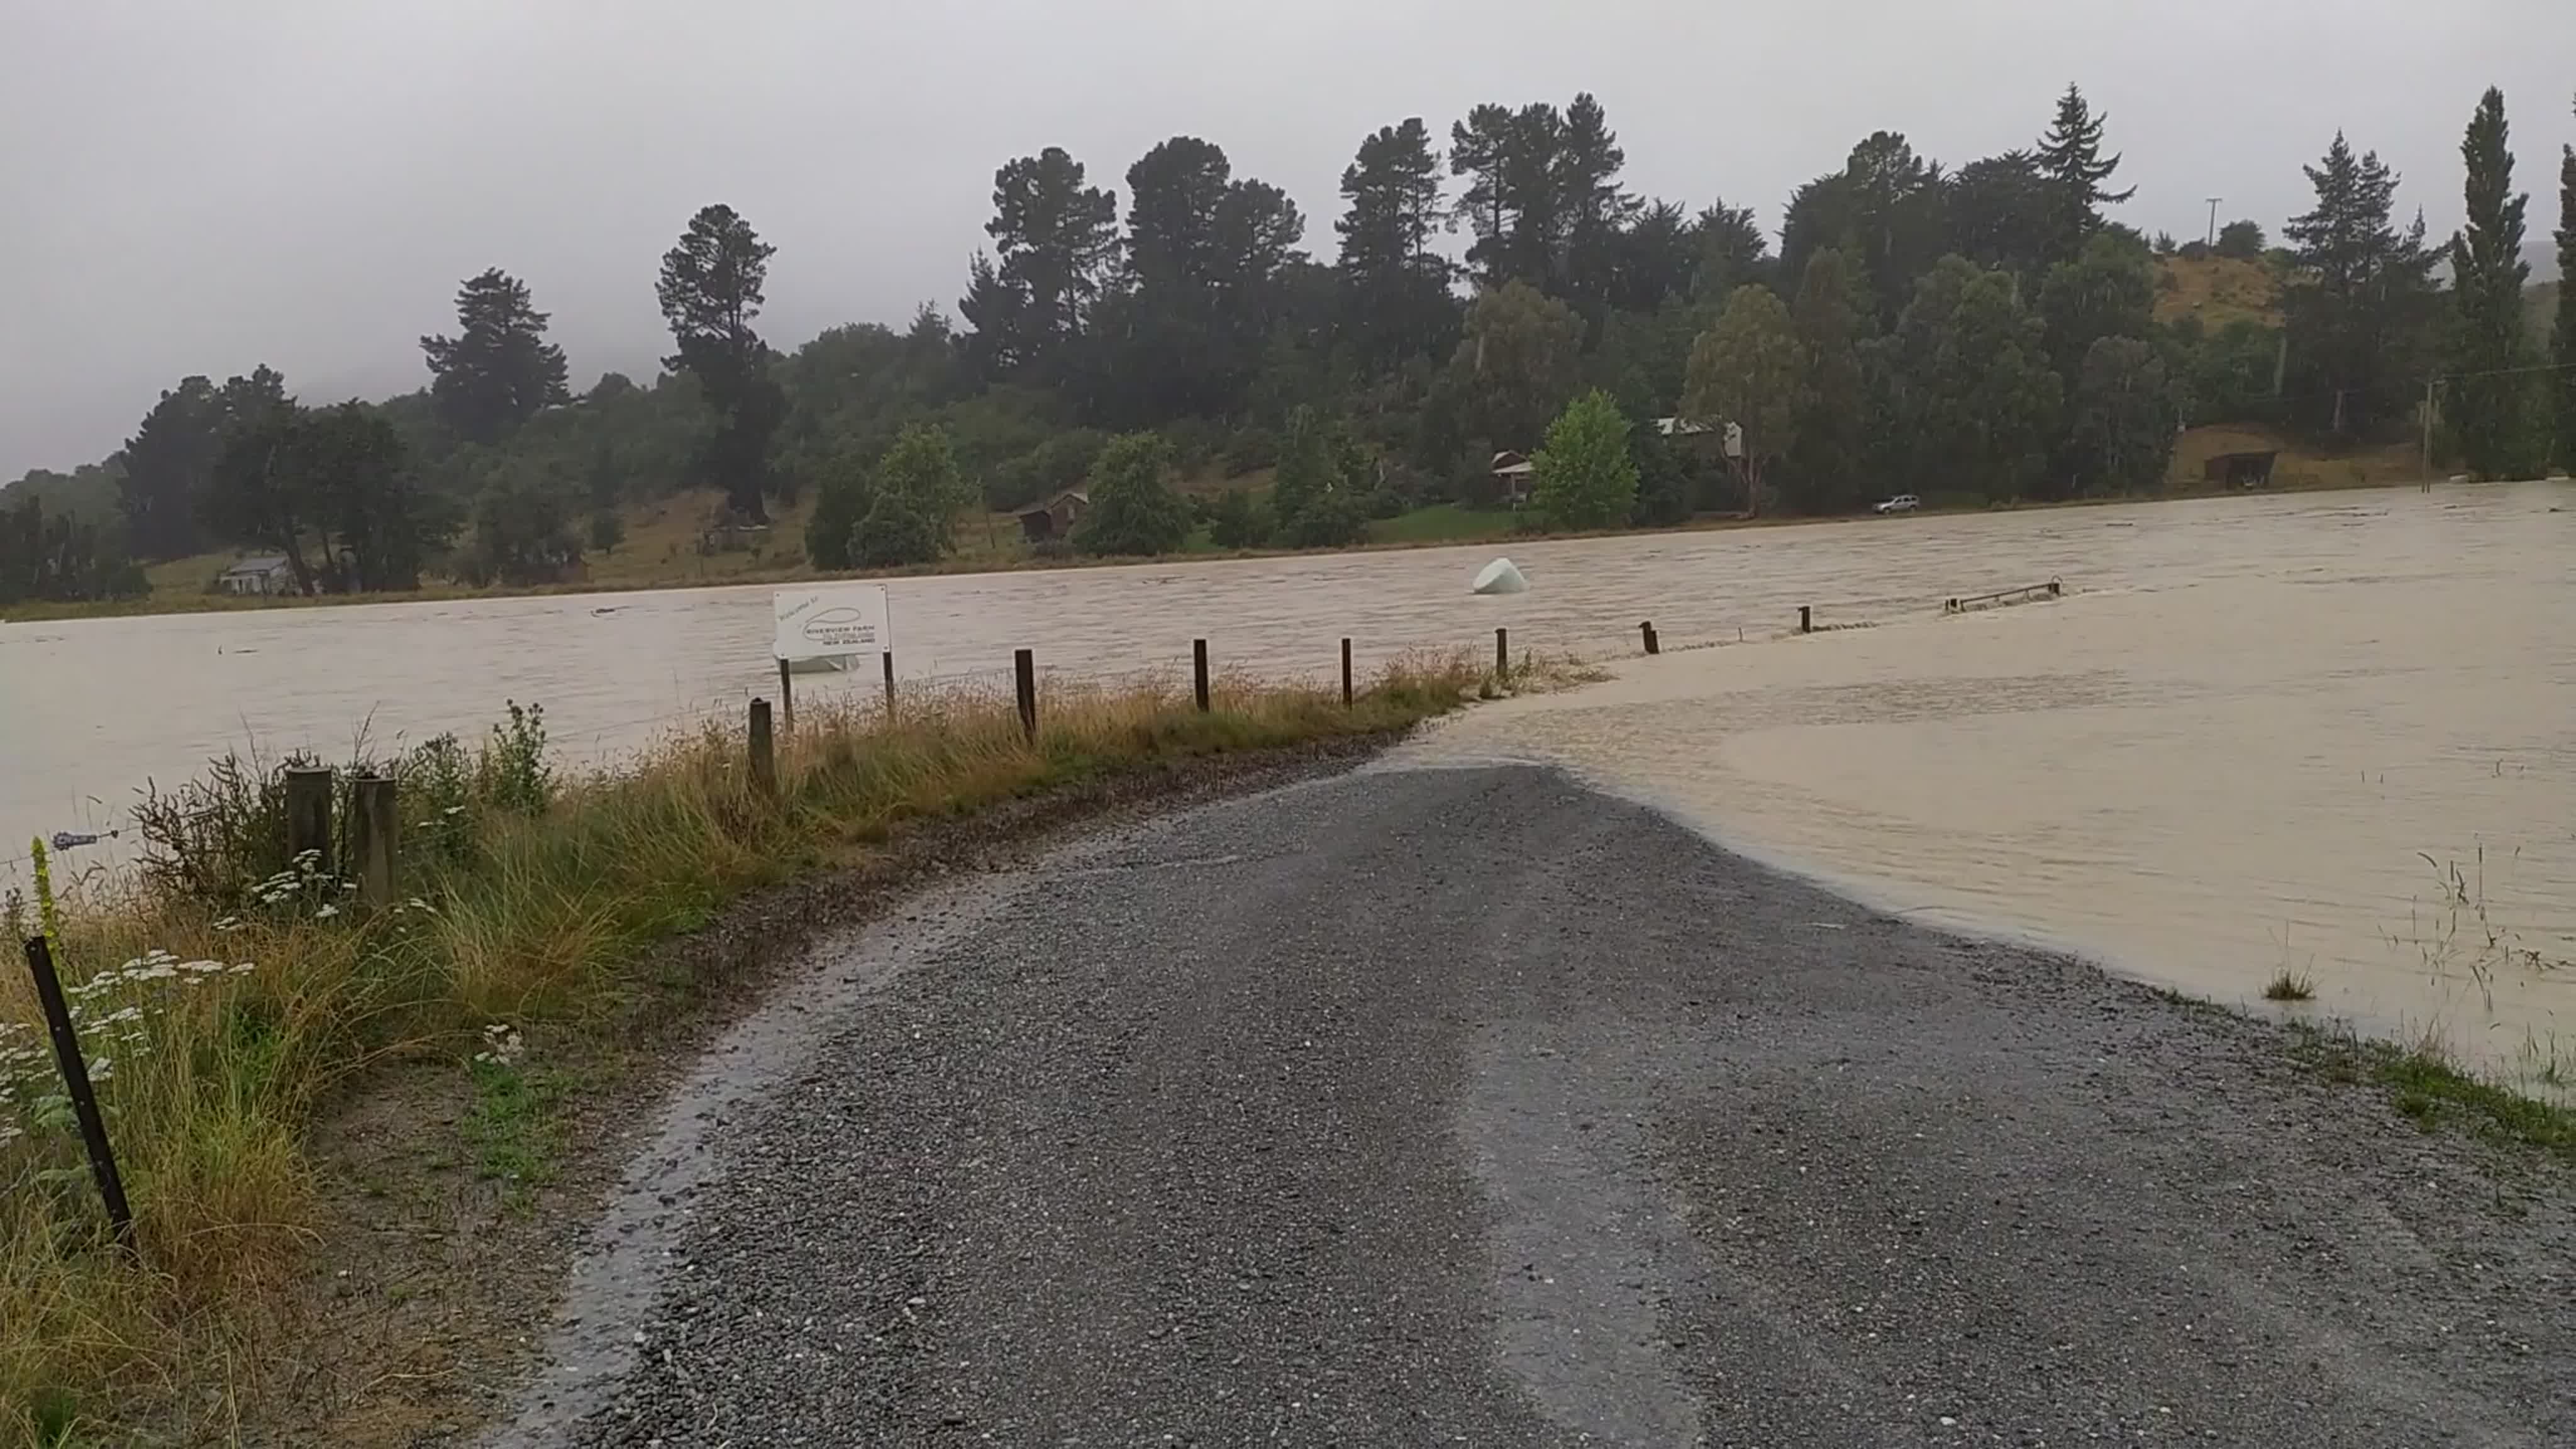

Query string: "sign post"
[772, 586, 894, 728]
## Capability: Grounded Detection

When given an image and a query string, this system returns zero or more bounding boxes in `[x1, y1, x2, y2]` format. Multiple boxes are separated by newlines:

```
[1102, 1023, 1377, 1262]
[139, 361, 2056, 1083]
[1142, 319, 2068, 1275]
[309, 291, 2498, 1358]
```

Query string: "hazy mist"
[3, 0, 2568, 478]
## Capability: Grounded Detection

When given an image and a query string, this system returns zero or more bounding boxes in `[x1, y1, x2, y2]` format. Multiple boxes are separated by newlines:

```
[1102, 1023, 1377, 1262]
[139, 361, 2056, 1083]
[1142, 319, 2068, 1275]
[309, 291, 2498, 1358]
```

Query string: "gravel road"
[511, 763, 2576, 1447]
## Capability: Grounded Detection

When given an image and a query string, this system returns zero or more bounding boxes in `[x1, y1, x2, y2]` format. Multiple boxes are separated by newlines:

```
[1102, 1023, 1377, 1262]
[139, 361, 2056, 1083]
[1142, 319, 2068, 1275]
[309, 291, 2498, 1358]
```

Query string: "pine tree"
[2553, 98, 2576, 470]
[2035, 84, 2134, 264]
[116, 376, 224, 560]
[961, 148, 1119, 379]
[657, 205, 784, 520]
[419, 269, 571, 446]
[1336, 119, 1458, 369]
[1948, 150, 2054, 284]
[2450, 87, 2531, 479]
[1553, 92, 1639, 308]
[2280, 134, 2438, 441]
[1104, 137, 1306, 421]
[1450, 102, 1565, 290]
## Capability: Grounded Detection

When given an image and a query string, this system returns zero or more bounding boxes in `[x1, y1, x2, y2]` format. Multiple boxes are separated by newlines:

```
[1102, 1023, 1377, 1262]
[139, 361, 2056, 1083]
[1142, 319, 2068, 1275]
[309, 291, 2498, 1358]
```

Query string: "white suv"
[1874, 494, 1921, 515]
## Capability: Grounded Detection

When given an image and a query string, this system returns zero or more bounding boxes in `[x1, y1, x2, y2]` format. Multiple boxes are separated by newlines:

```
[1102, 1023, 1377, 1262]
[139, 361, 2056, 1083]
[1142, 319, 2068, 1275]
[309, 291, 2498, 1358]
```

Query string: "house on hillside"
[1018, 488, 1091, 541]
[214, 555, 297, 596]
[1490, 452, 1537, 507]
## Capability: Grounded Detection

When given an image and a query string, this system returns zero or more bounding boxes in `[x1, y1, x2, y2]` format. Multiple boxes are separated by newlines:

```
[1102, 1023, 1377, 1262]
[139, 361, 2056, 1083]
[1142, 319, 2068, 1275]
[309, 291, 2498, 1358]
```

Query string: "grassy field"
[2155, 252, 2285, 331]
[0, 654, 1502, 1444]
[1366, 503, 1520, 545]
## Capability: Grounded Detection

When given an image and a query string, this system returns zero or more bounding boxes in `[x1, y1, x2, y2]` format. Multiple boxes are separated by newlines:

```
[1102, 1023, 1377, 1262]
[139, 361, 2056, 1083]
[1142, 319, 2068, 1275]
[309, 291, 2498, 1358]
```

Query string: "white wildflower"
[228, 961, 256, 975]
[0, 1123, 21, 1146]
[442, 805, 465, 816]
[213, 915, 245, 933]
[180, 959, 223, 975]
[86, 1057, 111, 1082]
[313, 904, 340, 921]
[477, 1023, 526, 1067]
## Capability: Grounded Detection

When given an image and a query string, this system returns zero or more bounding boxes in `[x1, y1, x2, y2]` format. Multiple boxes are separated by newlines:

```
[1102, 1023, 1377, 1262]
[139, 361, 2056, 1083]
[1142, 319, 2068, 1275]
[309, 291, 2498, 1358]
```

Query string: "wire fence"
[1, 584, 1996, 893]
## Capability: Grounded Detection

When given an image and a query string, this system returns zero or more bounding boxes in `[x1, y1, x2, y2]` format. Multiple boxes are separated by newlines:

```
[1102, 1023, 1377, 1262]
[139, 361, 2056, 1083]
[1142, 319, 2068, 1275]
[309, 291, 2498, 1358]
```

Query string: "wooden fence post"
[1799, 605, 1813, 635]
[777, 658, 795, 733]
[882, 649, 897, 719]
[284, 767, 335, 875]
[748, 699, 775, 796]
[1641, 621, 1658, 655]
[1340, 637, 1353, 709]
[1014, 649, 1038, 741]
[1193, 638, 1211, 713]
[1494, 627, 1509, 681]
[350, 775, 398, 909]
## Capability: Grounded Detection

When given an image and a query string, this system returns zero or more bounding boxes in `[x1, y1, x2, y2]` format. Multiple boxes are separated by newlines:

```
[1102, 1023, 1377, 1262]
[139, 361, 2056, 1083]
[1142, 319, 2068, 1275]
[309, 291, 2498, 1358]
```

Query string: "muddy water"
[6, 484, 2572, 1073]
[0, 494, 2295, 869]
[1409, 482, 2576, 1081]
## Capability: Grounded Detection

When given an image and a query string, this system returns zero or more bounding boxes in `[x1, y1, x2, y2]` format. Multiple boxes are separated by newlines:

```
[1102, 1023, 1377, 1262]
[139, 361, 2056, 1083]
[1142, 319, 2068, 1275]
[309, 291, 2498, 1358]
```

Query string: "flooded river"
[1409, 482, 2576, 1080]
[6, 483, 2572, 1072]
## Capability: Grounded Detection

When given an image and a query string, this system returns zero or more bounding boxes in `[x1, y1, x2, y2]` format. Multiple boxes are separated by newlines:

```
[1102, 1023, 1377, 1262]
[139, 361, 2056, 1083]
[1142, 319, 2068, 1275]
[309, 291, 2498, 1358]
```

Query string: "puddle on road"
[1407, 492, 2576, 1085]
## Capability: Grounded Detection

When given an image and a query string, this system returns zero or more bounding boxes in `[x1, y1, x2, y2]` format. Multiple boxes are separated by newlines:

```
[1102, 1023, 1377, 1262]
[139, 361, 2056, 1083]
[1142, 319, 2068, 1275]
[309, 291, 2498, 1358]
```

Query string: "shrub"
[478, 701, 552, 818]
[1074, 434, 1192, 557]
[985, 428, 1106, 513]
[852, 492, 945, 569]
[1207, 489, 1271, 549]
[1530, 389, 1640, 531]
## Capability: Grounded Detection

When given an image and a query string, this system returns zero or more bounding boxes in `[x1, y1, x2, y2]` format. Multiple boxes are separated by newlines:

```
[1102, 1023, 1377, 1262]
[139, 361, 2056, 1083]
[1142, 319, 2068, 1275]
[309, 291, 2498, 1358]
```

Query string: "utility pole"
[2204, 198, 2223, 247]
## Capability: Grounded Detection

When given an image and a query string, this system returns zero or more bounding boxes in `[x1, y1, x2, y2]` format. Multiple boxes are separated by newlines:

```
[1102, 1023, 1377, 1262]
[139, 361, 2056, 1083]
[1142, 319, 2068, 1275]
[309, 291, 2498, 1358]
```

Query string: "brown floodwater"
[1406, 482, 2576, 1081]
[6, 484, 2571, 1074]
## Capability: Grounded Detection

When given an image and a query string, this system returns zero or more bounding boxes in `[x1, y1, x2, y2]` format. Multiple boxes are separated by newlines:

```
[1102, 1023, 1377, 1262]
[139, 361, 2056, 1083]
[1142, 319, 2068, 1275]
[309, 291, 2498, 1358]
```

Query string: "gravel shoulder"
[508, 763, 2576, 1448]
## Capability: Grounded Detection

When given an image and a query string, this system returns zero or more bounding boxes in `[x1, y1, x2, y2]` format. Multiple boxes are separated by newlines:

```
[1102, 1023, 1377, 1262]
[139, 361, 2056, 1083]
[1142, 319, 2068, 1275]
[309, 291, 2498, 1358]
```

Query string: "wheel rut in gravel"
[499, 763, 2576, 1448]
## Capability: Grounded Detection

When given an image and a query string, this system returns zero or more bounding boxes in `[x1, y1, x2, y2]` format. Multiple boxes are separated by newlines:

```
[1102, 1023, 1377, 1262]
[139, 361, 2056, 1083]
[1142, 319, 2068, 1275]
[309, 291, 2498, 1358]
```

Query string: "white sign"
[773, 584, 891, 662]
[1723, 421, 1745, 460]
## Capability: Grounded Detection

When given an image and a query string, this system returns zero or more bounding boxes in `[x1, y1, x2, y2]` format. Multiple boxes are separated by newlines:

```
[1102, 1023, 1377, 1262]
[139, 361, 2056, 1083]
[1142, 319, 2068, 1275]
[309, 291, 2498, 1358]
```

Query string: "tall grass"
[0, 655, 1486, 1443]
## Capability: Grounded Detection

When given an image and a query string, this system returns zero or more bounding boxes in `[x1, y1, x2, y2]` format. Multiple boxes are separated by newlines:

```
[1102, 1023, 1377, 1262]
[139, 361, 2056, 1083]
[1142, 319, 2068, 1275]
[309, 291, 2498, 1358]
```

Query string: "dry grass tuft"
[2262, 970, 2318, 1002]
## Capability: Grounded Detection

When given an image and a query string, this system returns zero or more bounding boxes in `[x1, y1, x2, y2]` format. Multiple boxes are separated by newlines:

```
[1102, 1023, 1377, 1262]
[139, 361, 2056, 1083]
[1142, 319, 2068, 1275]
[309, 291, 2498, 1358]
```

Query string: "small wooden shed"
[1018, 489, 1091, 541]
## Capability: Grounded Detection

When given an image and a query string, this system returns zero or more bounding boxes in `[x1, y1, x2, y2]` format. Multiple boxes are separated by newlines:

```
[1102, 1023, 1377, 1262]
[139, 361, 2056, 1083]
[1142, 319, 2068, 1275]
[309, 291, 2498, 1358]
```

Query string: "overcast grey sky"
[3, 1, 2568, 479]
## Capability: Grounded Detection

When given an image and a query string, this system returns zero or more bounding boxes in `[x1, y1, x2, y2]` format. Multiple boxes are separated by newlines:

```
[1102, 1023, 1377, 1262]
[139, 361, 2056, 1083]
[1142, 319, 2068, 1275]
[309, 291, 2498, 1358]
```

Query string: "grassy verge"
[0, 653, 1497, 1444]
[2290, 1024, 2576, 1163]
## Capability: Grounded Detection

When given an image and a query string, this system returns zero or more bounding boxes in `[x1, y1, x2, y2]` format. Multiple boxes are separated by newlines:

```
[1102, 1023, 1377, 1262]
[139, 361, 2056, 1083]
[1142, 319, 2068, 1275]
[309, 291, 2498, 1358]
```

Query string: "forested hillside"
[8, 85, 2573, 609]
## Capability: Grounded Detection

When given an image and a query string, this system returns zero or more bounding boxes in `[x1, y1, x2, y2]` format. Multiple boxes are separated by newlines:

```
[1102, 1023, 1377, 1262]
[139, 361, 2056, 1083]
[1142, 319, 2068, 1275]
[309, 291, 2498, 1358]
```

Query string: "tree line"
[6, 84, 2572, 606]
